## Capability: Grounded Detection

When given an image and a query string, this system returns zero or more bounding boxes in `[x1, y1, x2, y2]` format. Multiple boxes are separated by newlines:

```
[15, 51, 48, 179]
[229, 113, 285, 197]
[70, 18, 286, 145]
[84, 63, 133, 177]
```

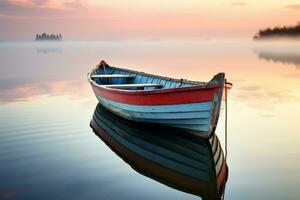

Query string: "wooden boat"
[90, 103, 228, 200]
[88, 60, 232, 138]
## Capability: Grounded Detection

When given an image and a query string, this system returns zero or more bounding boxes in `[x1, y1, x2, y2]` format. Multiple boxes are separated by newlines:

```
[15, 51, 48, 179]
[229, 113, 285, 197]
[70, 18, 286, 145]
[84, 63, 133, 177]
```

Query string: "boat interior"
[91, 65, 207, 90]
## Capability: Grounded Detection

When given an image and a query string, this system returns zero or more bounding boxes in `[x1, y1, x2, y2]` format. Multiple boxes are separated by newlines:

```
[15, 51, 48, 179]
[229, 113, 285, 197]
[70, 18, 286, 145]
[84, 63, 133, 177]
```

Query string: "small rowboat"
[90, 103, 228, 200]
[88, 60, 232, 138]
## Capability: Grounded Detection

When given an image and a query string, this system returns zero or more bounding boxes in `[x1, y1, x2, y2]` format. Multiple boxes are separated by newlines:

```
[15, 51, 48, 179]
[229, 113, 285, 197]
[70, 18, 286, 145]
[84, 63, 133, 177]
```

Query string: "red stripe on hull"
[217, 160, 228, 194]
[92, 84, 216, 105]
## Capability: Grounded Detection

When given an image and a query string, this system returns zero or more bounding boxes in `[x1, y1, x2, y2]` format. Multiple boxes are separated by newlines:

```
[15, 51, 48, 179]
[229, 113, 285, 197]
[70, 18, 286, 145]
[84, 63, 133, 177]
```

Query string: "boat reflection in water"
[90, 103, 228, 200]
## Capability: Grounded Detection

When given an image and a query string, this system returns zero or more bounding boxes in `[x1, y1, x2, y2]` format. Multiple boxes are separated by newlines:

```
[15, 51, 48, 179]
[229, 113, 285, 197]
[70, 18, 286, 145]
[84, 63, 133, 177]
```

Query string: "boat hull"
[91, 85, 221, 138]
[88, 64, 228, 138]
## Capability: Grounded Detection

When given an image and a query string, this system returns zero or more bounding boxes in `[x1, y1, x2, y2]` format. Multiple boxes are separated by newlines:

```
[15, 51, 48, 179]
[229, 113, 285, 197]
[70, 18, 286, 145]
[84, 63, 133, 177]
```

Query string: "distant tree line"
[35, 33, 62, 41]
[253, 22, 300, 40]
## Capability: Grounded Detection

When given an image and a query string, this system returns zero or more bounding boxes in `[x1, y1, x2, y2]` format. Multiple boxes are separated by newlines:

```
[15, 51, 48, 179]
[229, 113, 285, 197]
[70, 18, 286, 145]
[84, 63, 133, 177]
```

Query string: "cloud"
[6, 0, 83, 9]
[231, 1, 246, 6]
[259, 114, 274, 118]
[28, 0, 49, 6]
[285, 73, 300, 79]
[235, 85, 298, 110]
[63, 0, 83, 8]
[285, 4, 300, 10]
[8, 0, 48, 7]
[0, 0, 86, 21]
[0, 77, 91, 103]
[239, 86, 261, 91]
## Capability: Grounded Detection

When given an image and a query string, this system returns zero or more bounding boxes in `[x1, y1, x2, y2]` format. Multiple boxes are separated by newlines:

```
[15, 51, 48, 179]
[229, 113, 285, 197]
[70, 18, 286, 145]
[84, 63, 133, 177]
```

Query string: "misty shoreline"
[253, 23, 300, 41]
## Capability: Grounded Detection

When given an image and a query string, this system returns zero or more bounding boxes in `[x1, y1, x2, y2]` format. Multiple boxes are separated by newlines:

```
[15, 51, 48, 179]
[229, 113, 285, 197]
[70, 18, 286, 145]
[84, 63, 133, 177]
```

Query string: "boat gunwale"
[88, 67, 232, 95]
[108, 66, 232, 87]
[91, 81, 221, 95]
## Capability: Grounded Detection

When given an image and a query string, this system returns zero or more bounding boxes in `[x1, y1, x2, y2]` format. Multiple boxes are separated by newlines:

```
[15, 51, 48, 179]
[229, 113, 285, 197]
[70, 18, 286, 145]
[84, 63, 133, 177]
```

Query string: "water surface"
[0, 40, 300, 200]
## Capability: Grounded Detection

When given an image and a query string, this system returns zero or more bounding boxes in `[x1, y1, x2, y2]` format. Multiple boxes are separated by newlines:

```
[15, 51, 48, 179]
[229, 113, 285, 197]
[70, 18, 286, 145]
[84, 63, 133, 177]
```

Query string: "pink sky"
[0, 0, 299, 40]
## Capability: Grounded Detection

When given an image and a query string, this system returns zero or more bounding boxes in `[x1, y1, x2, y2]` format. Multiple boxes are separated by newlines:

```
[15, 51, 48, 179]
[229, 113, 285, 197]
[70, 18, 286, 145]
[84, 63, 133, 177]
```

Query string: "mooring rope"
[220, 78, 228, 200]
[225, 78, 228, 161]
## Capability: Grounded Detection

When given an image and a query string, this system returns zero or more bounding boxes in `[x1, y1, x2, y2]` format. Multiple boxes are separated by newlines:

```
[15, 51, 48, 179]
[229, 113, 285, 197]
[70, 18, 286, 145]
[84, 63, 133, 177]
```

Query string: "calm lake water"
[0, 40, 300, 200]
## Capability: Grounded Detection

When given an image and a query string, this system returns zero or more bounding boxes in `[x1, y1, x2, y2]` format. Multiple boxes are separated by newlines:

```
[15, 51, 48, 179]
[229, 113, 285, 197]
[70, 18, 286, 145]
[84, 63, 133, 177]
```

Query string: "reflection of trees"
[255, 50, 300, 69]
[36, 47, 63, 54]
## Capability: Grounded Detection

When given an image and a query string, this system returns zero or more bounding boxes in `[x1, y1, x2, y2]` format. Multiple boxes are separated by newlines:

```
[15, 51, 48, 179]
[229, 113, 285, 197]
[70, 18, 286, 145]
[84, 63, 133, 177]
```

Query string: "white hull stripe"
[95, 94, 212, 132]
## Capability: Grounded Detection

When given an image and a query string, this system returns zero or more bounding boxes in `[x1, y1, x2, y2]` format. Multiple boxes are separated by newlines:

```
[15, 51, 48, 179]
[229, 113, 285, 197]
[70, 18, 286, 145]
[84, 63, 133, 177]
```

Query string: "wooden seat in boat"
[91, 74, 134, 78]
[103, 83, 163, 89]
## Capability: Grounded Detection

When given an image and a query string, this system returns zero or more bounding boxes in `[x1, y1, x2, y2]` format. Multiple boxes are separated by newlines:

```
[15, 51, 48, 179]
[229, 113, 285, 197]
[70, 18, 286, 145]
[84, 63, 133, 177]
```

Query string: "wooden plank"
[91, 74, 134, 78]
[104, 83, 163, 89]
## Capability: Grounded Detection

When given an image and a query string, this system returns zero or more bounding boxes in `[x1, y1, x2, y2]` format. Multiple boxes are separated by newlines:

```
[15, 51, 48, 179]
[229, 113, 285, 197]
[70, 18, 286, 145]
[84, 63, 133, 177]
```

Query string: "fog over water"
[0, 40, 299, 200]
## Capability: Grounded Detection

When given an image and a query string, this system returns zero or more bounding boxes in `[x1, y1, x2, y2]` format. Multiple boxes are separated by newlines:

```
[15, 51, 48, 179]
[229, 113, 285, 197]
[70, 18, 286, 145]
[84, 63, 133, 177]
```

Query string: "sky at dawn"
[0, 0, 300, 40]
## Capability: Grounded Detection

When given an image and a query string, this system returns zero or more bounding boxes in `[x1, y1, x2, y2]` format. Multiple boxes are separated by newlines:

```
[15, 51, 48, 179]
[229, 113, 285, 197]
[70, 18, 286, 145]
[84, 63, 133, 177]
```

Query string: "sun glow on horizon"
[0, 0, 300, 40]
